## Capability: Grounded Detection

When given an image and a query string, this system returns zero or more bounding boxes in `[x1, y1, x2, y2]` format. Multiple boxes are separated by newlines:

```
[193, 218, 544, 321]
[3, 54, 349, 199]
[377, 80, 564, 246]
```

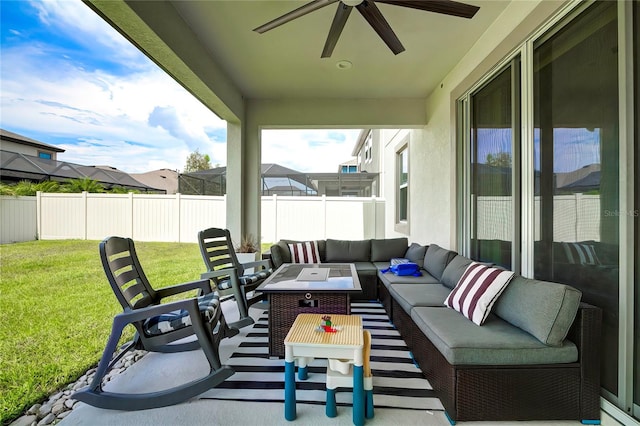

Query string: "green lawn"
[0, 240, 207, 424]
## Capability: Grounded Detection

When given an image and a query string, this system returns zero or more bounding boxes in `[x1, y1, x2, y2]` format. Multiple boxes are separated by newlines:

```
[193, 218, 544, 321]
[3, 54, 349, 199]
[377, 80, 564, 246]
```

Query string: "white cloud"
[0, 1, 226, 173]
[261, 129, 360, 173]
[33, 0, 142, 66]
[1, 0, 360, 175]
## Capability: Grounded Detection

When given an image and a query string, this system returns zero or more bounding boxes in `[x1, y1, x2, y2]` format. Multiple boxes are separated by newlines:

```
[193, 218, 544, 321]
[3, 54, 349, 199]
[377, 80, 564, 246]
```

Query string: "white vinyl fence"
[1, 196, 37, 244]
[0, 193, 385, 244]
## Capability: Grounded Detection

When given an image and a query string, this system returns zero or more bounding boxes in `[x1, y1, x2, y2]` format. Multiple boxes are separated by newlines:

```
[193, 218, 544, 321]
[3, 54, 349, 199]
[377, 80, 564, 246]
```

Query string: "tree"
[61, 177, 105, 193]
[183, 149, 212, 172]
[485, 152, 512, 168]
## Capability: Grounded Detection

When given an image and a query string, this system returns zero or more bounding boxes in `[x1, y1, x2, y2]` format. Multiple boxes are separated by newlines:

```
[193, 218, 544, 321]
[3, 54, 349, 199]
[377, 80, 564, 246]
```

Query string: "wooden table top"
[284, 314, 363, 347]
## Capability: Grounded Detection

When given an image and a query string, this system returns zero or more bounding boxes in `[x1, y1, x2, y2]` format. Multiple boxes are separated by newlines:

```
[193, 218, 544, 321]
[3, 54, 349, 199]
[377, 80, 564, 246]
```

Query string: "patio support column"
[226, 120, 261, 246]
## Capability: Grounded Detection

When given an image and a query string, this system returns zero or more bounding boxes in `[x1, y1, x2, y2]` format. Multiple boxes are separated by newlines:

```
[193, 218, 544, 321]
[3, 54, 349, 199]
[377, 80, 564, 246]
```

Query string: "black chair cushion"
[144, 292, 220, 336]
[217, 269, 272, 290]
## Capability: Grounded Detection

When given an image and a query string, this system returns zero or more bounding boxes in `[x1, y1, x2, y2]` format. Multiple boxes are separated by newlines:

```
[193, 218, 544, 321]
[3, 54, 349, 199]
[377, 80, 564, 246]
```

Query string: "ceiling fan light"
[342, 0, 363, 7]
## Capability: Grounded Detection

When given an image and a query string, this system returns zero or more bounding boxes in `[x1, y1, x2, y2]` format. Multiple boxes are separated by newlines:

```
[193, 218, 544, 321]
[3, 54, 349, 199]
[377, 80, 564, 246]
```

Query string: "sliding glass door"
[532, 0, 620, 397]
[460, 1, 639, 420]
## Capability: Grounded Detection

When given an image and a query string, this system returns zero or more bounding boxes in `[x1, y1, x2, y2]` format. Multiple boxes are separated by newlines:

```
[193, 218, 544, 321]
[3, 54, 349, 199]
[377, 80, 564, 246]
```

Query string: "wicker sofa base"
[378, 282, 393, 317]
[389, 298, 602, 423]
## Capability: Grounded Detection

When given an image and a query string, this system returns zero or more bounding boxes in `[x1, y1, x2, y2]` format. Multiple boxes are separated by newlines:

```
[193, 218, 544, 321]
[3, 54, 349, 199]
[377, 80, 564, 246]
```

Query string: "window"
[469, 60, 520, 270]
[341, 165, 357, 173]
[364, 132, 372, 164]
[397, 145, 408, 225]
[38, 151, 52, 159]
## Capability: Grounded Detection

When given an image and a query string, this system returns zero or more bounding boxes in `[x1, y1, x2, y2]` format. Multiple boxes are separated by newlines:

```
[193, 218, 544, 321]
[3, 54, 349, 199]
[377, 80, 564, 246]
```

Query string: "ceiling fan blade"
[321, 3, 353, 58]
[356, 1, 405, 55]
[253, 0, 339, 33]
[376, 0, 479, 19]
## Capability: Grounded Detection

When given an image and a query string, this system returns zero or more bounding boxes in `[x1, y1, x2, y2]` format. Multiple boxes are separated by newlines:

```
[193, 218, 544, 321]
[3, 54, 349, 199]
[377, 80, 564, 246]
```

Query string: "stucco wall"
[380, 0, 567, 250]
[1, 140, 58, 159]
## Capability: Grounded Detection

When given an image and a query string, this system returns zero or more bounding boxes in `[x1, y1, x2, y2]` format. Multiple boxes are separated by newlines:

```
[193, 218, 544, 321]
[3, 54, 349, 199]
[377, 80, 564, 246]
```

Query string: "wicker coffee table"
[256, 263, 361, 357]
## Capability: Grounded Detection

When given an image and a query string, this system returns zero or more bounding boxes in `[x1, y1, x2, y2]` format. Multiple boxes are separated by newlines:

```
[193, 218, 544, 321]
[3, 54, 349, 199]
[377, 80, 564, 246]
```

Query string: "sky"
[0, 0, 360, 174]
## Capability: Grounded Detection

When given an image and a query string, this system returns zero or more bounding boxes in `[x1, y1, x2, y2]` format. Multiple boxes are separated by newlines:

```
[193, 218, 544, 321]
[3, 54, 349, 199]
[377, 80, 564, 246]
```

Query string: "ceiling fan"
[253, 0, 480, 58]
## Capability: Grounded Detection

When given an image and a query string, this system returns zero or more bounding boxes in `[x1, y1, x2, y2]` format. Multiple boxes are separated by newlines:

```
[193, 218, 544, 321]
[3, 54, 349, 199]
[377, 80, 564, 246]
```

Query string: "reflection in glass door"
[532, 0, 620, 400]
[469, 60, 520, 270]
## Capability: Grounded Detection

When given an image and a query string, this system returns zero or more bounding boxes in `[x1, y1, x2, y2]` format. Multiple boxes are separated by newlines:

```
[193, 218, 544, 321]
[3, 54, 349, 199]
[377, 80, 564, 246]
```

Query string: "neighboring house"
[0, 128, 64, 160]
[346, 129, 382, 197]
[300, 130, 382, 198]
[337, 158, 359, 174]
[0, 129, 163, 193]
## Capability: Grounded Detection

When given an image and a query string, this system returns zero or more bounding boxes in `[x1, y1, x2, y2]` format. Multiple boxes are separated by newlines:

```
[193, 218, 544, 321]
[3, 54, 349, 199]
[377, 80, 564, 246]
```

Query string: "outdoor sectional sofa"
[270, 237, 412, 300]
[268, 238, 602, 424]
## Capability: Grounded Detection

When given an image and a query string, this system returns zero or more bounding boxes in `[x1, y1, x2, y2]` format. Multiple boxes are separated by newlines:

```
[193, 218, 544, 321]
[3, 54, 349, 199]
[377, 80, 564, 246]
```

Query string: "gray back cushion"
[270, 240, 292, 267]
[371, 238, 408, 262]
[404, 243, 427, 265]
[493, 276, 582, 346]
[423, 244, 457, 281]
[326, 239, 371, 262]
[440, 255, 473, 289]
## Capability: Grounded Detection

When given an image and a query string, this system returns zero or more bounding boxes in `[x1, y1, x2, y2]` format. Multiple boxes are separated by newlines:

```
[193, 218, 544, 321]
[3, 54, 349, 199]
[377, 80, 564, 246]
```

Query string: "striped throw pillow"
[562, 242, 600, 265]
[444, 262, 515, 326]
[288, 241, 321, 264]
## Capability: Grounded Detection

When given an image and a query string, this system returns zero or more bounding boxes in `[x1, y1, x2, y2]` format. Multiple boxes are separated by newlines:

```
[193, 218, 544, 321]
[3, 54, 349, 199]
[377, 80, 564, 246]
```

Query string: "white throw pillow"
[288, 241, 321, 264]
[444, 262, 515, 325]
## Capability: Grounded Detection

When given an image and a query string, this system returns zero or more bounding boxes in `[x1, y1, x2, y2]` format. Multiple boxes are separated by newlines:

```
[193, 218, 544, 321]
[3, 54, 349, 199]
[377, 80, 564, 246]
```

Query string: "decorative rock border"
[9, 350, 147, 426]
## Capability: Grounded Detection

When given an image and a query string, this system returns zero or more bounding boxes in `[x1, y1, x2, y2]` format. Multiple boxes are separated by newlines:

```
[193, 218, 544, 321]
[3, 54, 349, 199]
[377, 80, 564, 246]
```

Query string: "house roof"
[131, 169, 179, 194]
[0, 150, 163, 192]
[0, 128, 65, 153]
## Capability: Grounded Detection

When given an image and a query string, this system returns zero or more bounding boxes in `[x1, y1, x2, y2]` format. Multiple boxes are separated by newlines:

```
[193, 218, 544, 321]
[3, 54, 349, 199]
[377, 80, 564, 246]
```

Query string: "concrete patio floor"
[61, 300, 620, 426]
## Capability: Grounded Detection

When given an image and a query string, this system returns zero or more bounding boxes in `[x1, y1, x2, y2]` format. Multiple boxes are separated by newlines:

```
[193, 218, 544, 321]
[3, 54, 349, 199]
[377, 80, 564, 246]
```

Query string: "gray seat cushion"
[440, 254, 472, 289]
[423, 244, 457, 281]
[493, 276, 582, 346]
[388, 284, 451, 314]
[377, 269, 440, 288]
[353, 262, 377, 275]
[411, 307, 578, 365]
[373, 261, 392, 270]
[371, 237, 408, 262]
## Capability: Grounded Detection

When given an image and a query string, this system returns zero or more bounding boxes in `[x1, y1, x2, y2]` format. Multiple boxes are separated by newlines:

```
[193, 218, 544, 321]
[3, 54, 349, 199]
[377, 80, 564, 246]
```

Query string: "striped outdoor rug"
[199, 301, 444, 412]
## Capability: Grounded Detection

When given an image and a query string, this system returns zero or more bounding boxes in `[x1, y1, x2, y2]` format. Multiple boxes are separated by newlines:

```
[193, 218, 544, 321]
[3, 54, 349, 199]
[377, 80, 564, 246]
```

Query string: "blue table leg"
[352, 365, 364, 426]
[285, 360, 296, 421]
[326, 387, 337, 417]
[298, 365, 308, 381]
[365, 388, 374, 419]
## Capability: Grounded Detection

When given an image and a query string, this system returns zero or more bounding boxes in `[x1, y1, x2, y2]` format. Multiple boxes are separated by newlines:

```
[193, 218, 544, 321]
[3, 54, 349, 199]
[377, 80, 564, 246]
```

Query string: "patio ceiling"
[87, 0, 510, 122]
